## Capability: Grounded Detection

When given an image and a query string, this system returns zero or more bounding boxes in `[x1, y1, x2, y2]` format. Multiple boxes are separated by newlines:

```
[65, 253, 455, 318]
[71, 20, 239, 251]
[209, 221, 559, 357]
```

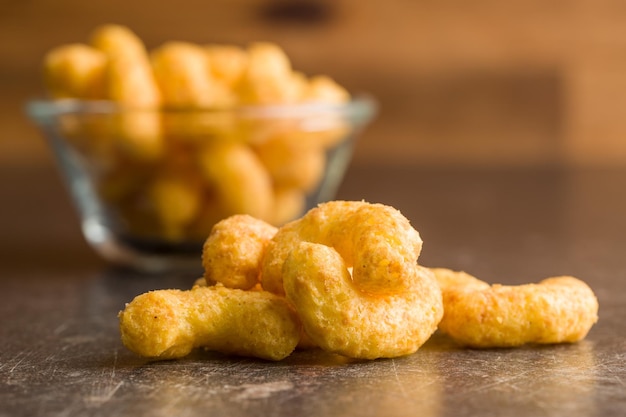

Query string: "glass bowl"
[27, 97, 376, 272]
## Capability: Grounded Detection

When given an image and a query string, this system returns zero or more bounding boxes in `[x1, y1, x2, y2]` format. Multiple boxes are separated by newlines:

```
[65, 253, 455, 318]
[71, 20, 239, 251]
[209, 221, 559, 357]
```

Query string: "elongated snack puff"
[119, 285, 301, 361]
[431, 268, 599, 348]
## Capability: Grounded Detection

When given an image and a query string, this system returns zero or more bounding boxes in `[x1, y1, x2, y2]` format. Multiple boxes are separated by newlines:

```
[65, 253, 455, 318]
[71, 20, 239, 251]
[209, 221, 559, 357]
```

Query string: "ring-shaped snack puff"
[431, 268, 599, 348]
[283, 242, 443, 359]
[261, 201, 423, 296]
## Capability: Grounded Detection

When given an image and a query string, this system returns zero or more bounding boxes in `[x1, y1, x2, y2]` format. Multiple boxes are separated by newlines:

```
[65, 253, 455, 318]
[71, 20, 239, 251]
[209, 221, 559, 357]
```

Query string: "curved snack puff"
[119, 285, 301, 361]
[239, 42, 305, 104]
[305, 75, 350, 104]
[151, 42, 212, 108]
[162, 110, 238, 145]
[197, 141, 273, 221]
[91, 24, 161, 107]
[245, 42, 291, 81]
[146, 174, 203, 240]
[255, 134, 326, 192]
[203, 214, 278, 290]
[432, 268, 599, 348]
[261, 201, 423, 295]
[43, 43, 107, 99]
[91, 25, 164, 161]
[270, 186, 306, 226]
[91, 24, 148, 60]
[205, 44, 248, 88]
[151, 42, 235, 108]
[106, 56, 162, 109]
[283, 242, 443, 359]
[105, 56, 161, 108]
[431, 267, 490, 292]
[112, 110, 164, 162]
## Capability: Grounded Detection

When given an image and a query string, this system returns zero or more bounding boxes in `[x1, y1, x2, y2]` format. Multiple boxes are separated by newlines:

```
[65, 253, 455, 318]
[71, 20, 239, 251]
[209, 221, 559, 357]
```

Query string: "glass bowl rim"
[26, 94, 377, 123]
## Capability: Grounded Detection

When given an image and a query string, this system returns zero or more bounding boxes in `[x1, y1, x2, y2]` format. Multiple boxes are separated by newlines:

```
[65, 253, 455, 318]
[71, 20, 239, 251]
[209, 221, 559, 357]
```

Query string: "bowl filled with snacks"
[27, 24, 376, 272]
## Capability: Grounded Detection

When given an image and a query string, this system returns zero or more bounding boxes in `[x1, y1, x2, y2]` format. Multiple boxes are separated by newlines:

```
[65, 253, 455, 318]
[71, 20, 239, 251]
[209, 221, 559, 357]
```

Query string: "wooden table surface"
[1, 161, 625, 417]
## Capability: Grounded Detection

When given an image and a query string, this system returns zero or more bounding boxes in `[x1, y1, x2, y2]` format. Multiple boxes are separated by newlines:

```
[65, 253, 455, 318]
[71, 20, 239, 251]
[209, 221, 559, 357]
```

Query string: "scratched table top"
[1, 163, 625, 417]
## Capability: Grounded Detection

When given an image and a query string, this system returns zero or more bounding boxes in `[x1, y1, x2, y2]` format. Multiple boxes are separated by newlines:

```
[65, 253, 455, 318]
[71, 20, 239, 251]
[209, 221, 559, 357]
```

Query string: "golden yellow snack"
[431, 267, 490, 291]
[91, 24, 147, 59]
[146, 174, 203, 241]
[238, 42, 306, 104]
[56, 111, 120, 165]
[299, 124, 352, 150]
[91, 24, 161, 107]
[202, 214, 278, 290]
[254, 134, 326, 192]
[151, 42, 237, 143]
[112, 110, 164, 162]
[43, 25, 358, 248]
[90, 25, 164, 161]
[283, 242, 443, 359]
[119, 285, 301, 361]
[151, 42, 235, 109]
[42, 43, 112, 162]
[151, 42, 211, 107]
[305, 75, 350, 104]
[205, 44, 248, 88]
[432, 268, 599, 348]
[43, 43, 107, 99]
[261, 201, 423, 295]
[197, 141, 273, 221]
[162, 110, 238, 145]
[105, 56, 161, 107]
[270, 186, 306, 226]
[244, 42, 291, 82]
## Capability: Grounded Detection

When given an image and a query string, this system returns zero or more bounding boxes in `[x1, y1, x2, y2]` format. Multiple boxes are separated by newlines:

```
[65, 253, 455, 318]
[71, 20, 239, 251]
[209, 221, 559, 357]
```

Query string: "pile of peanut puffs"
[119, 201, 599, 361]
[43, 24, 351, 243]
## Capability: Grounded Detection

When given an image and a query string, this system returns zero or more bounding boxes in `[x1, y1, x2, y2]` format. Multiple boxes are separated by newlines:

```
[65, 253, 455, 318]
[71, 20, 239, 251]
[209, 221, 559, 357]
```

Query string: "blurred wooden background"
[3, 0, 626, 168]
